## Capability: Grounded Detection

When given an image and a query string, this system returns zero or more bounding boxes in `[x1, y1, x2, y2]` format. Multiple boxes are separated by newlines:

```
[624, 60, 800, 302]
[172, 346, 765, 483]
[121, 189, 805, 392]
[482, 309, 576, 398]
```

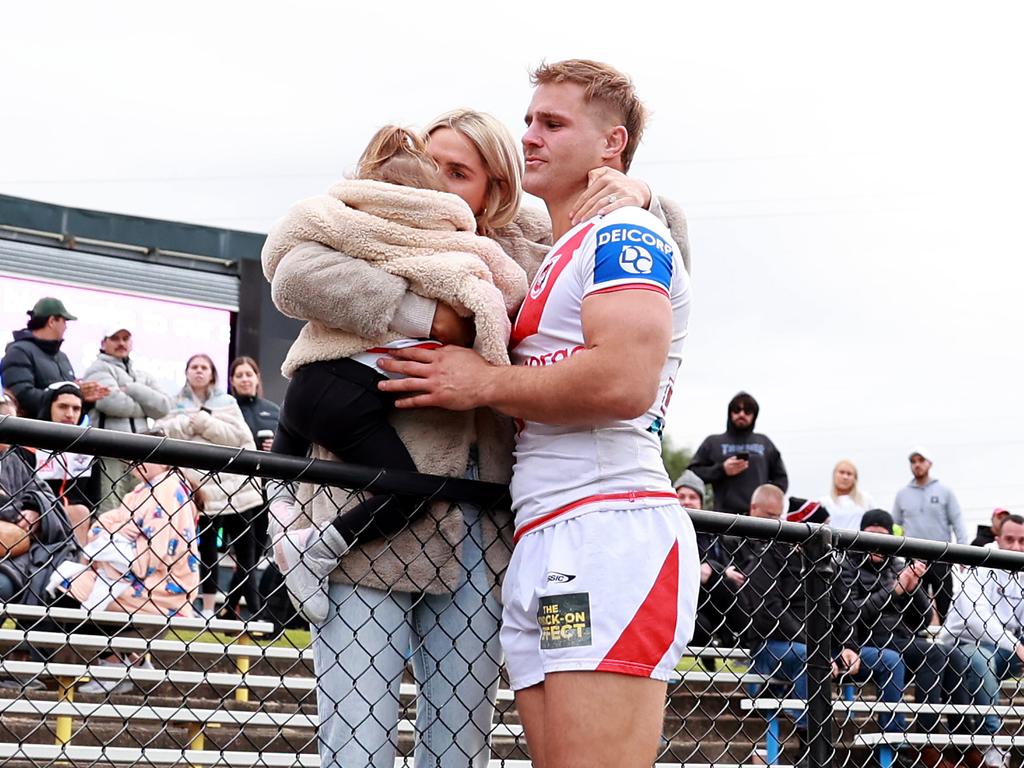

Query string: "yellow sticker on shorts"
[538, 592, 593, 649]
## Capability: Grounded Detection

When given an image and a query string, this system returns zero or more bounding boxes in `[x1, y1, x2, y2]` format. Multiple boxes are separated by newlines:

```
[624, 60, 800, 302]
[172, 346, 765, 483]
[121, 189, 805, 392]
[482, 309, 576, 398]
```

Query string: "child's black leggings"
[271, 358, 423, 545]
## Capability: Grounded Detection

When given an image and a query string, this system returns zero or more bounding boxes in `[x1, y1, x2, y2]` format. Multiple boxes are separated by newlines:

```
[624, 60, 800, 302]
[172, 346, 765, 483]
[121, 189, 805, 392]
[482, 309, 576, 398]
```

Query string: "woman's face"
[427, 128, 489, 218]
[834, 462, 857, 494]
[186, 357, 213, 392]
[231, 364, 259, 397]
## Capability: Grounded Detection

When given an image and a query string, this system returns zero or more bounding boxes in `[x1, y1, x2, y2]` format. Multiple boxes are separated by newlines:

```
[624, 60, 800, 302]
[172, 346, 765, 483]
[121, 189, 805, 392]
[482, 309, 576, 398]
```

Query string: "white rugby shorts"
[500, 504, 700, 691]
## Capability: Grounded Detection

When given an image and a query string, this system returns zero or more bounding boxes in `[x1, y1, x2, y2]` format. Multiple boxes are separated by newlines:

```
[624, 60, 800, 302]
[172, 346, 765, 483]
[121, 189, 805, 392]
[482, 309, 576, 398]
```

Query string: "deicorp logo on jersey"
[593, 223, 673, 291]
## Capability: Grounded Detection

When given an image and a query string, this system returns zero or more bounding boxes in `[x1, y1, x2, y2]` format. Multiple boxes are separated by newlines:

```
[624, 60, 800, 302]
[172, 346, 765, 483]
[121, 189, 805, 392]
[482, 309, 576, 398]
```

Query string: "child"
[263, 126, 527, 623]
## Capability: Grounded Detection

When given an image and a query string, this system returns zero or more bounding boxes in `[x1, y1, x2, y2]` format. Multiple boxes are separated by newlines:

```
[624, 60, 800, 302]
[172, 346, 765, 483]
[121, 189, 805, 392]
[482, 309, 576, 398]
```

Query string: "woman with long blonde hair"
[823, 458, 877, 530]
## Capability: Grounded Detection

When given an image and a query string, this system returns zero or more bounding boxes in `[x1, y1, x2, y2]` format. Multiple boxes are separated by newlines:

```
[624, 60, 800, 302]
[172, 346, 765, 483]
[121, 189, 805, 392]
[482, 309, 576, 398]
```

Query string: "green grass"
[167, 627, 313, 649]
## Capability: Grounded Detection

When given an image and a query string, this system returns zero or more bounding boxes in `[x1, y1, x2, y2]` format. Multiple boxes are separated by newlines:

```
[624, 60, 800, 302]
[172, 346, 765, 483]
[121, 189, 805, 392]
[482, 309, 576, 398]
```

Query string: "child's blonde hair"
[356, 125, 446, 192]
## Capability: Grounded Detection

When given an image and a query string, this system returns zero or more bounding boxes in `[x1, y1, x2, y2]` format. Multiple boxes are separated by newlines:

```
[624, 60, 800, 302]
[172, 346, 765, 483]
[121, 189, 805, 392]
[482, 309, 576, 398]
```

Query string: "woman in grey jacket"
[157, 354, 262, 621]
[266, 109, 689, 768]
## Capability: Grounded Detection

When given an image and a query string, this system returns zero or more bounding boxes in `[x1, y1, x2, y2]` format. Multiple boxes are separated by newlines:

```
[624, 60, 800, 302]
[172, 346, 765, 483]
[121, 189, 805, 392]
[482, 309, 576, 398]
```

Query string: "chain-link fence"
[1, 415, 1024, 768]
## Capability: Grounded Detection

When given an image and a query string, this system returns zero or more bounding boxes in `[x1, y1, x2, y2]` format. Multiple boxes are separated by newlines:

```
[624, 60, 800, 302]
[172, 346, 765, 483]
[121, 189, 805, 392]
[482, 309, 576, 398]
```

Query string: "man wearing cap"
[676, 470, 747, 649]
[892, 447, 967, 624]
[0, 297, 109, 417]
[82, 325, 172, 511]
[971, 507, 1011, 548]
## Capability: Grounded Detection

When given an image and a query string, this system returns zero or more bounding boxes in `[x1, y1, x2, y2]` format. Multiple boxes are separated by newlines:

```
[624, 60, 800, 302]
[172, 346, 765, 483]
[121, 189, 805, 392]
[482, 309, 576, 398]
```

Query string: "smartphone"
[736, 452, 750, 461]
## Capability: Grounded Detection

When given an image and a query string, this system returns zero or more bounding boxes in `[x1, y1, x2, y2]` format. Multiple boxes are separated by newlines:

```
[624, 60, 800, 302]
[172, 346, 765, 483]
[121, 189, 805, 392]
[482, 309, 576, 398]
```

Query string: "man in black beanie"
[687, 391, 788, 515]
[843, 509, 953, 767]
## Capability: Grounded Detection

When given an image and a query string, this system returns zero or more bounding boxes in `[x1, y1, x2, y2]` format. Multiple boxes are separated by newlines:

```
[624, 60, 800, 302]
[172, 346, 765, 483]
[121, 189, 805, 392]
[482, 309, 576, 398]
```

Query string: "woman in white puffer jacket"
[157, 354, 262, 621]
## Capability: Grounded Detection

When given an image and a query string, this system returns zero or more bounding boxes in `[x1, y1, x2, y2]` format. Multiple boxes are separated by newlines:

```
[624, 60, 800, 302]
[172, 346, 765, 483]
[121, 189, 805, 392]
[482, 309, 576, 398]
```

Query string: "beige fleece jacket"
[262, 179, 527, 375]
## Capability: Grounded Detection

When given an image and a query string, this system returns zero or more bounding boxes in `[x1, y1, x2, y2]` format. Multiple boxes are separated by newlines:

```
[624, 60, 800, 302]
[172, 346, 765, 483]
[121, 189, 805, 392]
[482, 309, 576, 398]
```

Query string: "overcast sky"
[3, 2, 1022, 531]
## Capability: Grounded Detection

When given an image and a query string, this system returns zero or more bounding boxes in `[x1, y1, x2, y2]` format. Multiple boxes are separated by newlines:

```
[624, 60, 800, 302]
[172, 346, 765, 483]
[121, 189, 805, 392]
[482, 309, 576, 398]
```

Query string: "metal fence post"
[803, 525, 834, 768]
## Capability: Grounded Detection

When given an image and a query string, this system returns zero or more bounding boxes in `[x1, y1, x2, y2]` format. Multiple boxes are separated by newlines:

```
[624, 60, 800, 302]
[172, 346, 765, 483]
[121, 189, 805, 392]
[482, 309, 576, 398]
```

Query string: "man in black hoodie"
[687, 391, 788, 515]
[0, 298, 108, 417]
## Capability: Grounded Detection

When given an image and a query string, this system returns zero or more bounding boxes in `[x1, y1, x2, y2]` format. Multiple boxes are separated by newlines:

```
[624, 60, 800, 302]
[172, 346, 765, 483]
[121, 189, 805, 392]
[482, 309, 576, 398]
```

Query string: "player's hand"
[570, 167, 651, 226]
[378, 345, 494, 411]
[723, 457, 749, 477]
[430, 302, 476, 348]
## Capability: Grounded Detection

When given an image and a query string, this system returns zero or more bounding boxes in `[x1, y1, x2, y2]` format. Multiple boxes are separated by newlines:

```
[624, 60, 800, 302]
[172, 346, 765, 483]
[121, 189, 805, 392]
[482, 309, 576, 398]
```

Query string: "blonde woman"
[823, 459, 876, 530]
[265, 108, 688, 768]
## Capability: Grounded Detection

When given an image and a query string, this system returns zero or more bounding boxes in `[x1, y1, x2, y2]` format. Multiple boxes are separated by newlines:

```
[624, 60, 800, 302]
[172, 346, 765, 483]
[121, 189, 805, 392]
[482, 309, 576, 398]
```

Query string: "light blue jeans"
[312, 498, 503, 768]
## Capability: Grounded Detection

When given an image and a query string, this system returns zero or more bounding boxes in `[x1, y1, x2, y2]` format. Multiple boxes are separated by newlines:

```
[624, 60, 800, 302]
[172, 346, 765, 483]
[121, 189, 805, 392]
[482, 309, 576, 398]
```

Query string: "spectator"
[0, 392, 77, 691]
[938, 513, 1024, 768]
[843, 510, 951, 766]
[157, 354, 262, 621]
[892, 447, 967, 624]
[228, 357, 280, 452]
[749, 513, 906, 753]
[0, 297, 109, 417]
[688, 391, 788, 515]
[227, 356, 280, 603]
[971, 507, 1011, 548]
[33, 382, 97, 539]
[82, 324, 173, 512]
[676, 470, 746, 649]
[719, 484, 785, 580]
[50, 460, 200, 694]
[822, 459, 876, 530]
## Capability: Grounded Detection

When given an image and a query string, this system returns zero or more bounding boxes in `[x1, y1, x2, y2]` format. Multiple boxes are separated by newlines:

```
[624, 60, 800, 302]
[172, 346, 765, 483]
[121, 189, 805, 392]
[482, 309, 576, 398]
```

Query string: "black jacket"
[688, 392, 788, 514]
[235, 395, 281, 442]
[841, 552, 931, 651]
[971, 525, 995, 548]
[747, 540, 856, 651]
[1, 330, 76, 417]
[0, 449, 75, 601]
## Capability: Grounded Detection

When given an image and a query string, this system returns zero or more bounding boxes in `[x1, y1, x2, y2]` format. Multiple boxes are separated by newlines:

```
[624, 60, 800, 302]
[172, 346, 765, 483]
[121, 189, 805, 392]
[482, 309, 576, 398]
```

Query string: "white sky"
[3, 2, 1022, 531]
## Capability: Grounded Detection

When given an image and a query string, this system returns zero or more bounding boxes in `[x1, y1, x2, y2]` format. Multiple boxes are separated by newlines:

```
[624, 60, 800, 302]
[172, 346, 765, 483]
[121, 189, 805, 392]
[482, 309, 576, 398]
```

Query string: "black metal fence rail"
[3, 416, 1024, 768]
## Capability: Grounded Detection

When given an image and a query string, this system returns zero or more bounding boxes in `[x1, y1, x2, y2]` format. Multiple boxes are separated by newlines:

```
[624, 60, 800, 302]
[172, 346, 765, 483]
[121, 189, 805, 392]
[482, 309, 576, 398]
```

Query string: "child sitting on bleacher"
[47, 460, 201, 694]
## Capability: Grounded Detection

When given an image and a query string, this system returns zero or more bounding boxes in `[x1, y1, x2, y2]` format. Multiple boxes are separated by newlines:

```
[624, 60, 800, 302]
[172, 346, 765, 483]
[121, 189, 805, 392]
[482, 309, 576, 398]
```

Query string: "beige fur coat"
[266, 195, 690, 595]
[262, 179, 528, 375]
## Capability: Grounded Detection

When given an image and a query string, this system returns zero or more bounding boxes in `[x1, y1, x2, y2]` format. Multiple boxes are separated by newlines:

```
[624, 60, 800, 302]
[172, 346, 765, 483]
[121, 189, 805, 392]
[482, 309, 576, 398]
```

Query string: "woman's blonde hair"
[356, 126, 446, 192]
[831, 459, 864, 507]
[424, 109, 523, 235]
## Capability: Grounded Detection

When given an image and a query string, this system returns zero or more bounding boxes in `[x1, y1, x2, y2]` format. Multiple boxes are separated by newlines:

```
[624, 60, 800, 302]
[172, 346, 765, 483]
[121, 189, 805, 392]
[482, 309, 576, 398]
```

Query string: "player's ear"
[601, 126, 628, 165]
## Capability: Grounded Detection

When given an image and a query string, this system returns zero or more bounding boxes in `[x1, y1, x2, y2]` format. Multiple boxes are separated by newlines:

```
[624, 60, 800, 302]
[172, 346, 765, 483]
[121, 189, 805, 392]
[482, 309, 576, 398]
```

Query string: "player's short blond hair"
[530, 59, 647, 172]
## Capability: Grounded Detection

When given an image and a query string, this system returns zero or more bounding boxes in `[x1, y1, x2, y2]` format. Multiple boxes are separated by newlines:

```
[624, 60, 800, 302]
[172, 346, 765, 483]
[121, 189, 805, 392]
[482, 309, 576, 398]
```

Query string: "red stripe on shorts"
[513, 491, 678, 543]
[596, 540, 680, 677]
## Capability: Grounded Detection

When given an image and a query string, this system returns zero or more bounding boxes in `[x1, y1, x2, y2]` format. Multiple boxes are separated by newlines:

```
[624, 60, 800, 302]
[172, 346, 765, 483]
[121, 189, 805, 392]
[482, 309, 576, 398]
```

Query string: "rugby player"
[380, 59, 698, 768]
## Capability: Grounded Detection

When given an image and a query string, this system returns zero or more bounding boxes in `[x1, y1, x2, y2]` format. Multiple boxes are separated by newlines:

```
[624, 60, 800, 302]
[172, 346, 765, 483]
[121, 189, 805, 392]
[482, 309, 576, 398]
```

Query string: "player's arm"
[378, 289, 671, 425]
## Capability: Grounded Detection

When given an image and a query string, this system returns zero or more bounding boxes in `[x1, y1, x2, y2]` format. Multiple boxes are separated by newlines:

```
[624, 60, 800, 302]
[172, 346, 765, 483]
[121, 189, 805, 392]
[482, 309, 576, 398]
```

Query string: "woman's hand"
[430, 302, 476, 348]
[570, 167, 652, 226]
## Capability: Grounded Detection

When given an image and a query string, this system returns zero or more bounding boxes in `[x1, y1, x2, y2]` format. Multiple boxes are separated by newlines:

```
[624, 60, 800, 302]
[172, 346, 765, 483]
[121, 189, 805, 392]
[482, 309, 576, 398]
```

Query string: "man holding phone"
[688, 391, 789, 515]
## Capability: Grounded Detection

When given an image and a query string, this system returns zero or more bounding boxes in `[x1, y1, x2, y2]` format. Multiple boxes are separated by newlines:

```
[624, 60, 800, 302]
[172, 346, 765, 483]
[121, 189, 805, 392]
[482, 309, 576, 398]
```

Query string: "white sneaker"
[78, 658, 132, 695]
[983, 746, 1009, 768]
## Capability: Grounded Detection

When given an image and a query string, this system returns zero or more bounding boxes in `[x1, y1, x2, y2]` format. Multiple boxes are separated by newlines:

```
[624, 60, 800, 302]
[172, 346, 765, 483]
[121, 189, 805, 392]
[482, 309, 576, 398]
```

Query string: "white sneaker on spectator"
[0, 674, 45, 692]
[78, 658, 133, 695]
[983, 746, 1009, 768]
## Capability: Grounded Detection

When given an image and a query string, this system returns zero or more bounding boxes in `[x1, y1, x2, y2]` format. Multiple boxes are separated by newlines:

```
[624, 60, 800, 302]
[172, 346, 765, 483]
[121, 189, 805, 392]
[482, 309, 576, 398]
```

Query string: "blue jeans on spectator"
[948, 641, 1022, 736]
[754, 641, 906, 732]
[312, 498, 503, 768]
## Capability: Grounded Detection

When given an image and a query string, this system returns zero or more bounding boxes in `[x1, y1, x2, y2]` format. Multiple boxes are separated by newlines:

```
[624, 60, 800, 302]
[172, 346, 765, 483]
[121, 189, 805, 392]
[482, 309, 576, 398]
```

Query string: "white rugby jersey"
[509, 206, 691, 541]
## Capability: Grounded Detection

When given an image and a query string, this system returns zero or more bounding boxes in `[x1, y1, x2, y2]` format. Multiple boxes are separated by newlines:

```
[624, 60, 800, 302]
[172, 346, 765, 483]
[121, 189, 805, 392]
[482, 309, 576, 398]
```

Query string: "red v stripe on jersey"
[510, 223, 594, 350]
[596, 540, 680, 677]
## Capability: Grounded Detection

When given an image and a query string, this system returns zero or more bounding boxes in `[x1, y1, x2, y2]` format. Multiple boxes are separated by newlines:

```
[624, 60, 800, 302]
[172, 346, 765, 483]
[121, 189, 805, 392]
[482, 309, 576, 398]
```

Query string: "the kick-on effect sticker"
[538, 592, 593, 649]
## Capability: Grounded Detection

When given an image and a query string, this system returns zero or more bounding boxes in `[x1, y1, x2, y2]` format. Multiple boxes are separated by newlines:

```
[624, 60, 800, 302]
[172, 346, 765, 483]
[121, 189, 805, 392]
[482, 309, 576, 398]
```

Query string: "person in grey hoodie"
[82, 324, 172, 511]
[892, 447, 967, 624]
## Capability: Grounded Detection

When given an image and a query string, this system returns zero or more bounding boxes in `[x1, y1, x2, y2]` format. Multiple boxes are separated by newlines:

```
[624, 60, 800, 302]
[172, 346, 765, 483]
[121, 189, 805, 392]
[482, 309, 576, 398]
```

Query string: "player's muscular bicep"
[581, 290, 671, 417]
